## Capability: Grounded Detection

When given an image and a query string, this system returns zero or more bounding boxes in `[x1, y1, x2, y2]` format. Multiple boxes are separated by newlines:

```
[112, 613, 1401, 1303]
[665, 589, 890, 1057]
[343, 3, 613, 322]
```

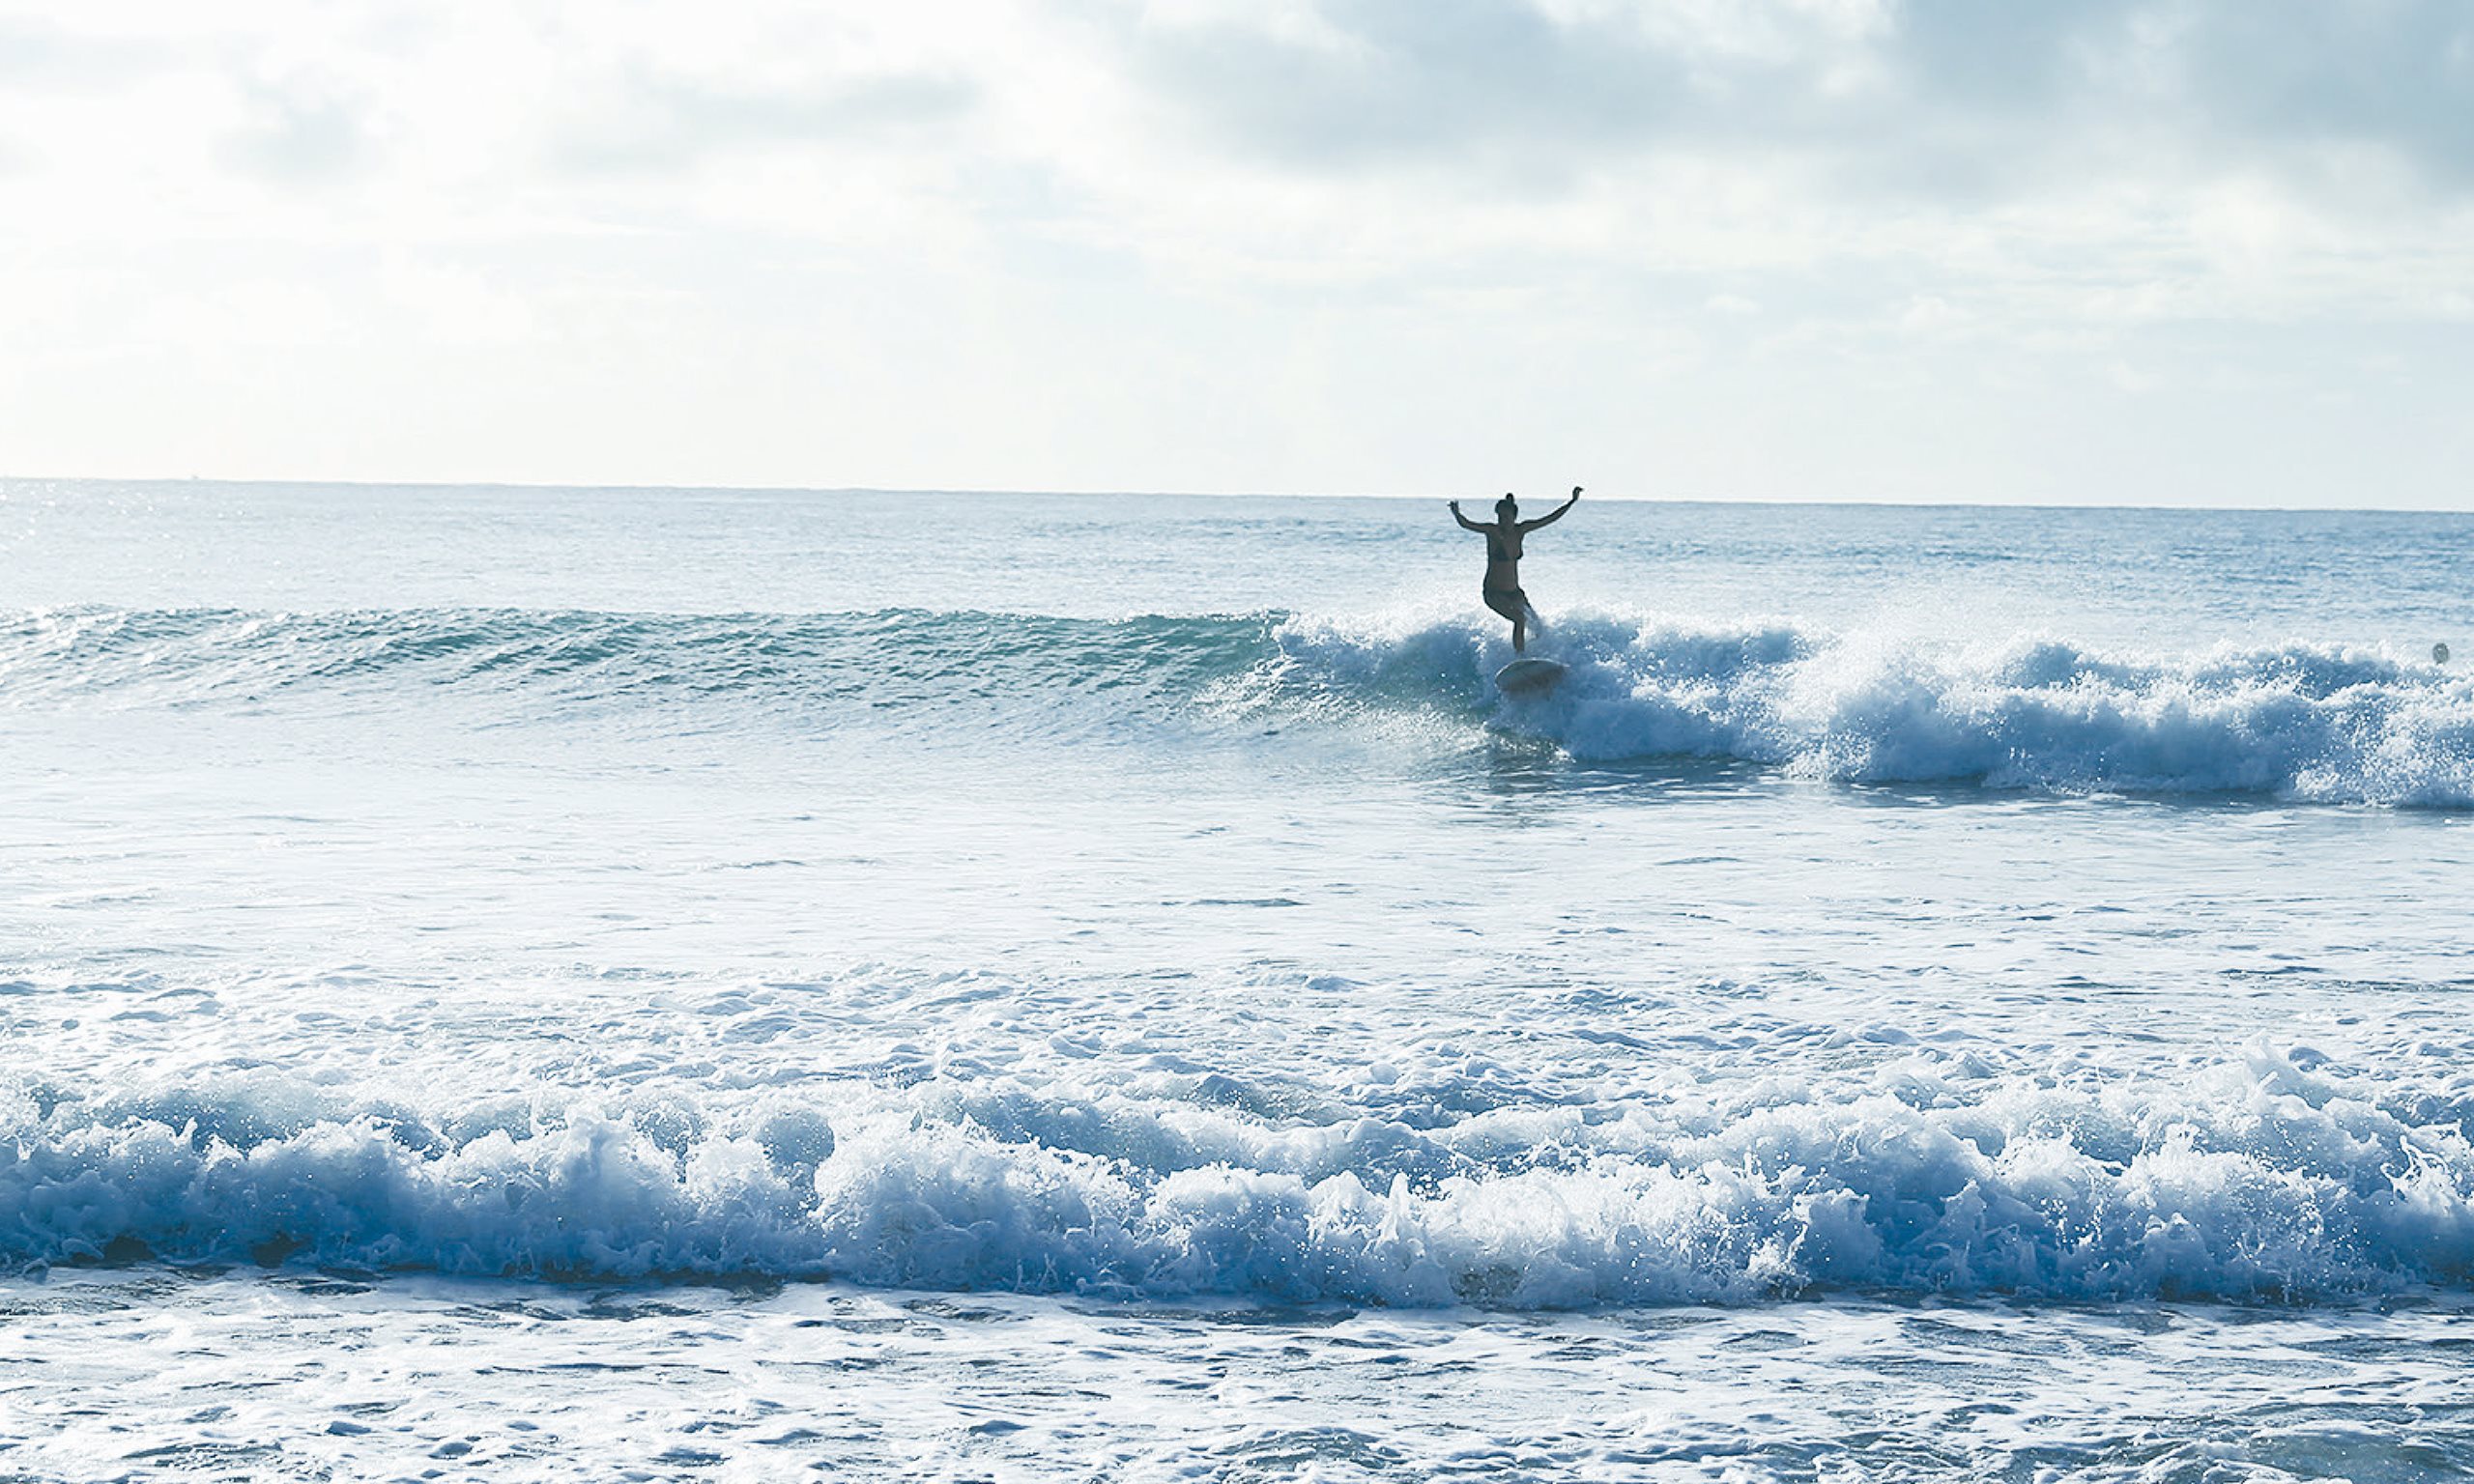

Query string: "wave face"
[7, 605, 2471, 804]
[8, 1051, 2474, 1305]
[1278, 613, 2474, 805]
[0, 607, 1278, 738]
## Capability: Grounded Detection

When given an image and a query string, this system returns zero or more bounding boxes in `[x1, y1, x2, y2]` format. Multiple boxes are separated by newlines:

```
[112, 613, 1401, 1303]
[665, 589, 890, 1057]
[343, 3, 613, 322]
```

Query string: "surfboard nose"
[1495, 658, 1567, 696]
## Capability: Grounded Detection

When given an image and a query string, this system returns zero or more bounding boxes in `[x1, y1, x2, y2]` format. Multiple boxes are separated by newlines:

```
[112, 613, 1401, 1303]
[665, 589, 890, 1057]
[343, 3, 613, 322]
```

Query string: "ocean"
[4, 480, 2472, 1481]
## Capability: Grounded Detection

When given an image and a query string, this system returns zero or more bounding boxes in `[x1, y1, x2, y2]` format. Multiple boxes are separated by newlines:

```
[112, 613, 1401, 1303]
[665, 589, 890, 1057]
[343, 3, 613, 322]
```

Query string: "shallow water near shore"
[5, 481, 2473, 1478]
[13, 1270, 2474, 1482]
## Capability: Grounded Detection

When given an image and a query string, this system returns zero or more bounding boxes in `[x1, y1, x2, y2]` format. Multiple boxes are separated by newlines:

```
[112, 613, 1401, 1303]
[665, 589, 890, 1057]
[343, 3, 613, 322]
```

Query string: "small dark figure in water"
[1450, 486, 1580, 652]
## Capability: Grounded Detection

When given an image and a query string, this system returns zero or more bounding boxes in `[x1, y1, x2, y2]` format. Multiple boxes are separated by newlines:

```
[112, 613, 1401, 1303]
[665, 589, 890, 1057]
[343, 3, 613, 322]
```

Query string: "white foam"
[10, 1049, 2473, 1306]
[1277, 612, 2474, 805]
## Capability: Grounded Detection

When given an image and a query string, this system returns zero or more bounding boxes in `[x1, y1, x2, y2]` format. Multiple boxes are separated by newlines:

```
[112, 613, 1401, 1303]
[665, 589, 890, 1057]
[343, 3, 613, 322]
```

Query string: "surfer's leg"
[1483, 587, 1527, 650]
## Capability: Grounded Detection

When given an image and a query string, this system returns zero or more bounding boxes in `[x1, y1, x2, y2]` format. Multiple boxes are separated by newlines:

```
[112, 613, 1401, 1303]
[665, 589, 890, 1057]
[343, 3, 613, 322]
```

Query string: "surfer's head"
[1495, 495, 1518, 522]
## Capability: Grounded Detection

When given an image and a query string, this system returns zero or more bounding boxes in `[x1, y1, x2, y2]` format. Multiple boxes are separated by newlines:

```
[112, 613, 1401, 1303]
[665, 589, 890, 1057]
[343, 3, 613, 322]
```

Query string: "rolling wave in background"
[8, 604, 2471, 805]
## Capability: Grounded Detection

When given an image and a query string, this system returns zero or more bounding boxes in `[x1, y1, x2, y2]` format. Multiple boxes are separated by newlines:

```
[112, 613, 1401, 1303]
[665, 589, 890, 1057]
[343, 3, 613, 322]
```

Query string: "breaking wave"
[1275, 611, 2474, 806]
[8, 1051, 2474, 1306]
[5, 605, 2470, 804]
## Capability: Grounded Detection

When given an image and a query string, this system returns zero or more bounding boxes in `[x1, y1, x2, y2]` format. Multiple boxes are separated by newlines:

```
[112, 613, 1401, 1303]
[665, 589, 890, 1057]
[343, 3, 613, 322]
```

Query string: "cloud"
[1121, 0, 1699, 172]
[2149, 2, 2474, 187]
[0, 14, 167, 87]
[552, 67, 978, 175]
[221, 77, 371, 184]
[1104, 0, 2474, 208]
[0, 0, 2468, 500]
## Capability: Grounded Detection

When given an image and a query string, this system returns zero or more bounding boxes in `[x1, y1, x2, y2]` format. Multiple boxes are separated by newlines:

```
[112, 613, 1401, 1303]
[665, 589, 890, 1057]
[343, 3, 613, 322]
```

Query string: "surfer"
[1450, 486, 1579, 652]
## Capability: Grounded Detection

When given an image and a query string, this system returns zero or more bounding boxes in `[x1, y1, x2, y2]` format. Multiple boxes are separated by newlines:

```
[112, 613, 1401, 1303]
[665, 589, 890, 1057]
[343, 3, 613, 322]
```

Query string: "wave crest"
[10, 1052, 2474, 1305]
[1276, 612, 2474, 805]
[9, 605, 2470, 804]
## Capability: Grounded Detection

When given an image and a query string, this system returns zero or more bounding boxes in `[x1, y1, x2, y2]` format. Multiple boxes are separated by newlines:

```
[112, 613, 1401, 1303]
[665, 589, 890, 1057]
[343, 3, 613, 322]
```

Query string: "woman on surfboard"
[1450, 486, 1579, 653]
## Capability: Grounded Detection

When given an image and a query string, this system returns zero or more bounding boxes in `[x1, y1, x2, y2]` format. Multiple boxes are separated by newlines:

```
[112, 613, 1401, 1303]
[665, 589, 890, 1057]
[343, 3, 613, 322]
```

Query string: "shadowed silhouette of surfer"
[1450, 486, 1580, 653]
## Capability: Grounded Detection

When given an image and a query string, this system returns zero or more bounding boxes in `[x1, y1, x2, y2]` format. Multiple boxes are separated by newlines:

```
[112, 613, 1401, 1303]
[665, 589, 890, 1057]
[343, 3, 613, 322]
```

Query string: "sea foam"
[9, 1052, 2474, 1305]
[1275, 612, 2474, 805]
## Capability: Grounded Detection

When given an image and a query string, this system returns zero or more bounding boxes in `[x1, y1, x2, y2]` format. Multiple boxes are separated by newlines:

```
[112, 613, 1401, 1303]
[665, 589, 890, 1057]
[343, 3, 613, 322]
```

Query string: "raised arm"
[1448, 499, 1485, 532]
[1520, 486, 1581, 531]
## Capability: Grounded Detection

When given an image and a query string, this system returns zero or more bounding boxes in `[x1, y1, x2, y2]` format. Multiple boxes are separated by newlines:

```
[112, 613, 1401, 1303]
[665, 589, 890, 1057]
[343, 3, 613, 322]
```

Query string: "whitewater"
[4, 481, 2473, 1480]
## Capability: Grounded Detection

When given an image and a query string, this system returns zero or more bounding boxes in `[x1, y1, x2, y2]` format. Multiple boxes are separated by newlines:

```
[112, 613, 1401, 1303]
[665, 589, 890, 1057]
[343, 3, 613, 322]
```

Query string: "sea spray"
[1275, 611, 2474, 805]
[11, 1051, 2474, 1303]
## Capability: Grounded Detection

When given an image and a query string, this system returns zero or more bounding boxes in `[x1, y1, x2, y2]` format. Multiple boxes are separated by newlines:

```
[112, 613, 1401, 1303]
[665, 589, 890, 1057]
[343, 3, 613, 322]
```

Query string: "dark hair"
[1495, 495, 1518, 519]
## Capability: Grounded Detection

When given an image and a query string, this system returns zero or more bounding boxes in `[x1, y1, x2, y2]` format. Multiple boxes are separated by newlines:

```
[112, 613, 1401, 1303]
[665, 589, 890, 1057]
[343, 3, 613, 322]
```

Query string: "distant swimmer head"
[1495, 495, 1518, 522]
[2437, 642, 2453, 665]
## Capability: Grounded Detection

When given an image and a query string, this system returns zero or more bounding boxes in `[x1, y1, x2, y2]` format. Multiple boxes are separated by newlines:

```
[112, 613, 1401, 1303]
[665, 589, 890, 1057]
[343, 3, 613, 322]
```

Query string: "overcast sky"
[2, 0, 2468, 505]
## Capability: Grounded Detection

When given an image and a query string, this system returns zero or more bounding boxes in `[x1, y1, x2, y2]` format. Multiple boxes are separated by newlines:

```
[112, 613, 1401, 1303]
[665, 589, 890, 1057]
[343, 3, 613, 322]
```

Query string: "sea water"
[3, 481, 2472, 1480]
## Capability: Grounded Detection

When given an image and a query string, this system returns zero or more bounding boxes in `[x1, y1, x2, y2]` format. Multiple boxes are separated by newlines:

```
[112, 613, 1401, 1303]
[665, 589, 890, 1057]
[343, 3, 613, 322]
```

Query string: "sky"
[1, 0, 2469, 506]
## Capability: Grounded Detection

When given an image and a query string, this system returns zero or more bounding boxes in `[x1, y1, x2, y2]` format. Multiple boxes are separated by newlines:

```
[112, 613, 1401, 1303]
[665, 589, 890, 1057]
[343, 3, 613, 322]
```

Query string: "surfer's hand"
[1570, 486, 1582, 499]
[1448, 499, 1460, 511]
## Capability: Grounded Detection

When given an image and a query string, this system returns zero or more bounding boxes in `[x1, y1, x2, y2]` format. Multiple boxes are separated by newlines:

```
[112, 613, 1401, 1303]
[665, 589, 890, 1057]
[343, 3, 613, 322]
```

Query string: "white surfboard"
[1494, 657, 1567, 696]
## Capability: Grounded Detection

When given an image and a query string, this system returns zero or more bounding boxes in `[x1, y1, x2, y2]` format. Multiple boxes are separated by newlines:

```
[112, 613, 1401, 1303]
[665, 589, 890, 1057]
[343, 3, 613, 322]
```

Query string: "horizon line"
[2, 472, 2467, 519]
